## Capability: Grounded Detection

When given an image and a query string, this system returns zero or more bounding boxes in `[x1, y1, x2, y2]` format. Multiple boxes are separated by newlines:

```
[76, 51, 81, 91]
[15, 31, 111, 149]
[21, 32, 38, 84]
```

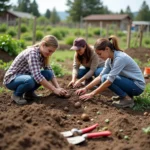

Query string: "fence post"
[85, 22, 88, 42]
[32, 17, 36, 45]
[127, 23, 131, 48]
[106, 24, 109, 38]
[17, 18, 21, 40]
[139, 25, 143, 47]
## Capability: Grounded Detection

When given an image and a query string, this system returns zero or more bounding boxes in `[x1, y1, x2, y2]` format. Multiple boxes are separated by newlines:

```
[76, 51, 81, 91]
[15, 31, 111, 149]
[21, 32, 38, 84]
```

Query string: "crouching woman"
[76, 36, 145, 108]
[3, 35, 67, 105]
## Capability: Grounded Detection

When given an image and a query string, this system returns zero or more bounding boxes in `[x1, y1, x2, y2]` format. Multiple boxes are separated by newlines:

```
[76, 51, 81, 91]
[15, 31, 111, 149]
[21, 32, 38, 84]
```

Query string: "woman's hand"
[79, 93, 94, 101]
[75, 87, 87, 95]
[54, 88, 67, 96]
[68, 80, 75, 87]
[73, 80, 82, 88]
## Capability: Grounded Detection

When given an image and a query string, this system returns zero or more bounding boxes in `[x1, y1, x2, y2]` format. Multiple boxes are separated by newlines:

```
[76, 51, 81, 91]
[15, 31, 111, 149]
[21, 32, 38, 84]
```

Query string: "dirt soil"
[0, 48, 150, 150]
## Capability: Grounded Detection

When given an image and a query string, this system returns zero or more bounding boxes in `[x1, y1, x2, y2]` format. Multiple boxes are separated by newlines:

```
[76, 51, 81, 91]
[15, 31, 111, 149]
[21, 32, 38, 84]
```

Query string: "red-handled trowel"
[67, 131, 111, 145]
[60, 123, 98, 137]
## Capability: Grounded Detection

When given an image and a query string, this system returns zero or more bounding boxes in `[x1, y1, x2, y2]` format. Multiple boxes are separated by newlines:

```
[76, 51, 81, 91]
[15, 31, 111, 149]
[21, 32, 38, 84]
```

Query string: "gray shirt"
[100, 51, 145, 90]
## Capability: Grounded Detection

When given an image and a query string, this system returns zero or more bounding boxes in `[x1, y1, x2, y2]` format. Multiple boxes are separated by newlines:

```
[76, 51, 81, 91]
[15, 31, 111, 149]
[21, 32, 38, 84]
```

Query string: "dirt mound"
[0, 48, 150, 150]
[125, 47, 150, 64]
[0, 103, 74, 150]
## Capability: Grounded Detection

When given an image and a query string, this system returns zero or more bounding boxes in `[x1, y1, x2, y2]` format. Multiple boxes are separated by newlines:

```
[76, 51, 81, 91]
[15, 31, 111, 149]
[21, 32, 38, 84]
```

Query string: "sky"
[11, 0, 150, 14]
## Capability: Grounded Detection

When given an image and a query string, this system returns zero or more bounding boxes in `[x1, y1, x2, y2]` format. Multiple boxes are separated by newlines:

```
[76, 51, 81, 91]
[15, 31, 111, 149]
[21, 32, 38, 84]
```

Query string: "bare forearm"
[40, 79, 56, 92]
[85, 76, 101, 90]
[51, 77, 60, 88]
[91, 80, 112, 96]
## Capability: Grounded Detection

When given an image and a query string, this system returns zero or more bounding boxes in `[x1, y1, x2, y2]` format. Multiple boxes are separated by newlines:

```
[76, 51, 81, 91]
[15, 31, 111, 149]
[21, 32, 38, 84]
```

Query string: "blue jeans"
[101, 74, 143, 98]
[5, 70, 54, 97]
[77, 66, 103, 79]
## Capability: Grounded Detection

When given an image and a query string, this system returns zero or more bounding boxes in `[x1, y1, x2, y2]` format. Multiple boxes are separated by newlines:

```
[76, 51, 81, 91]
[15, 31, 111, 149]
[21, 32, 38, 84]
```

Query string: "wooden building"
[0, 10, 34, 25]
[83, 14, 131, 30]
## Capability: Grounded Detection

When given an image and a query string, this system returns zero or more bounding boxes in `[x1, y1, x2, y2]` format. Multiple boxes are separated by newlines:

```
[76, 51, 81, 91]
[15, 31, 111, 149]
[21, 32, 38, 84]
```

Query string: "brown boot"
[112, 96, 134, 108]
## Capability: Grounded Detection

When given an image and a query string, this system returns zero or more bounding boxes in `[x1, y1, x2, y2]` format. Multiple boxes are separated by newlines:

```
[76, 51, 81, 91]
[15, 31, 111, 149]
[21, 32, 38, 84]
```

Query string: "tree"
[50, 8, 60, 24]
[120, 9, 124, 14]
[16, 0, 31, 12]
[136, 1, 150, 21]
[66, 0, 106, 22]
[125, 6, 133, 20]
[0, 0, 11, 13]
[45, 9, 51, 19]
[30, 0, 40, 17]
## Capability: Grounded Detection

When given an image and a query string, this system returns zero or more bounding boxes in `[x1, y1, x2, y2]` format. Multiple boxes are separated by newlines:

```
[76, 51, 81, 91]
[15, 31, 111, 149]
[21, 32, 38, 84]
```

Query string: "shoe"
[112, 98, 135, 108]
[11, 94, 27, 105]
[111, 96, 121, 101]
[24, 92, 41, 101]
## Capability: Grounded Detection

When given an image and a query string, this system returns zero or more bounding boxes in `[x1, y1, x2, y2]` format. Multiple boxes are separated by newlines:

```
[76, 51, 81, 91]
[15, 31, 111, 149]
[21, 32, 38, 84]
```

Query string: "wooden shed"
[83, 14, 131, 30]
[0, 10, 34, 25]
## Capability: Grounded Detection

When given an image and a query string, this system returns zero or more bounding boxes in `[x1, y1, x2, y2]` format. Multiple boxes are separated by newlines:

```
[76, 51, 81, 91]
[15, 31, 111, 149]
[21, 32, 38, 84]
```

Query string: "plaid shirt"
[3, 47, 54, 85]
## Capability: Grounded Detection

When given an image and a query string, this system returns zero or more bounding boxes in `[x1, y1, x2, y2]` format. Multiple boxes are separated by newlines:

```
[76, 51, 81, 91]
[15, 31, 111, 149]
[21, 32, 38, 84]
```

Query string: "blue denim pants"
[101, 74, 143, 98]
[5, 70, 54, 97]
[77, 66, 103, 79]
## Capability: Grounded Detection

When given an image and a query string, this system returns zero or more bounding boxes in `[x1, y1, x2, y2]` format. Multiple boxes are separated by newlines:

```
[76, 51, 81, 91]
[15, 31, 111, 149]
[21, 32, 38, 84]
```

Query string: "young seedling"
[124, 135, 129, 140]
[105, 119, 110, 124]
[142, 126, 150, 134]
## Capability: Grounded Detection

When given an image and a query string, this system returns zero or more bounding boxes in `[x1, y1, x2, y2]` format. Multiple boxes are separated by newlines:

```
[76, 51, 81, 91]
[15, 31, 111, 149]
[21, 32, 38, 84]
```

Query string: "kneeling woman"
[3, 35, 67, 105]
[68, 37, 104, 88]
[76, 36, 145, 108]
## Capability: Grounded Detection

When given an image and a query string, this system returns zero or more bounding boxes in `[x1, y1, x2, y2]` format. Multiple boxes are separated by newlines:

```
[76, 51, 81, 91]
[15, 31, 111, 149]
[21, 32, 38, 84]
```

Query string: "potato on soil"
[81, 113, 90, 121]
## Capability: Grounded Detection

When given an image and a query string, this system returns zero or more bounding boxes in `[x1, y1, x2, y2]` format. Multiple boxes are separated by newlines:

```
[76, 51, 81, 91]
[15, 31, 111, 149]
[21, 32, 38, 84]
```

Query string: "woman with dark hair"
[68, 37, 104, 88]
[75, 36, 145, 108]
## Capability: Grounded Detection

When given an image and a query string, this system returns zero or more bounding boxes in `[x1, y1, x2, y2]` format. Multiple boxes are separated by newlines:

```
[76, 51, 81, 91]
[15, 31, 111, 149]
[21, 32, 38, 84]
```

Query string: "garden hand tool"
[67, 131, 111, 145]
[60, 123, 98, 137]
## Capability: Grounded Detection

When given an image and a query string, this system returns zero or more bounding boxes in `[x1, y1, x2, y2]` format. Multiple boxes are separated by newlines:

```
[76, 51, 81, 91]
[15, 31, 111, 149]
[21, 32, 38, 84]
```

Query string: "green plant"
[21, 33, 32, 41]
[50, 29, 63, 40]
[142, 126, 150, 134]
[133, 83, 150, 111]
[21, 24, 28, 33]
[36, 30, 44, 41]
[0, 60, 12, 70]
[0, 24, 7, 32]
[7, 28, 17, 37]
[0, 34, 25, 56]
[65, 37, 74, 45]
[50, 61, 64, 77]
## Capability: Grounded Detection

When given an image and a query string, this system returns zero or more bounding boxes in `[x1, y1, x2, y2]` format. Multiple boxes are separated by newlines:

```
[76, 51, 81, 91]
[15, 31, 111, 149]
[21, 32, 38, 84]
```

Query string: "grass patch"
[133, 83, 150, 111]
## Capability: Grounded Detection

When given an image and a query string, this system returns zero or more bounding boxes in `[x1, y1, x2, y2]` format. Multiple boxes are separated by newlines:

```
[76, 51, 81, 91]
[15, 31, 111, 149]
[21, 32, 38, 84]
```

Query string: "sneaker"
[11, 94, 27, 105]
[112, 99, 135, 108]
[24, 92, 41, 101]
[111, 96, 121, 101]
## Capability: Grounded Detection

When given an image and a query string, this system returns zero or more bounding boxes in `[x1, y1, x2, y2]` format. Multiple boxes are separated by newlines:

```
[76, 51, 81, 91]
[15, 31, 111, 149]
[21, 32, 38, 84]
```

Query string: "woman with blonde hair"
[3, 35, 67, 105]
[76, 36, 145, 108]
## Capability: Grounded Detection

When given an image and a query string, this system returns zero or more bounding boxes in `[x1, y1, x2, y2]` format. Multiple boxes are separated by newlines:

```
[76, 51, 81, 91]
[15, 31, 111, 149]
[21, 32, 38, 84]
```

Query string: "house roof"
[83, 14, 130, 21]
[7, 10, 34, 19]
[132, 21, 150, 25]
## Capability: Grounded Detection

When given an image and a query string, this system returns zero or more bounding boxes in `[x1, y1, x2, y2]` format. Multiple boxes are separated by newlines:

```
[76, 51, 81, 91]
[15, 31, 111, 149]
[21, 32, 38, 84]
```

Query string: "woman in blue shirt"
[75, 36, 145, 108]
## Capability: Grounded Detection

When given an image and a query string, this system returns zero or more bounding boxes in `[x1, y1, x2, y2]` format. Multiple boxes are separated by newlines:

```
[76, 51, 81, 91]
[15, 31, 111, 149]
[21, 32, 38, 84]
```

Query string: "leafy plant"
[51, 61, 64, 77]
[133, 83, 150, 111]
[0, 34, 25, 56]
[142, 126, 150, 134]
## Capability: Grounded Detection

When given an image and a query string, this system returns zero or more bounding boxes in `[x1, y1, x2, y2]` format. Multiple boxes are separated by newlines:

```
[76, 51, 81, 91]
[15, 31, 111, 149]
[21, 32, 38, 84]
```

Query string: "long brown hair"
[94, 35, 123, 52]
[77, 43, 92, 63]
[30, 35, 58, 66]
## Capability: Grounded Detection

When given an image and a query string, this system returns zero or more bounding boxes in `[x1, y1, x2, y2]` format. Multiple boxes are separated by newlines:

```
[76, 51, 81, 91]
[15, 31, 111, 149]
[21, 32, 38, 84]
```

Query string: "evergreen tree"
[120, 9, 124, 14]
[66, 0, 107, 22]
[16, 0, 31, 12]
[125, 6, 133, 19]
[0, 0, 11, 12]
[50, 7, 60, 24]
[136, 1, 150, 21]
[45, 9, 51, 19]
[30, 0, 40, 17]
